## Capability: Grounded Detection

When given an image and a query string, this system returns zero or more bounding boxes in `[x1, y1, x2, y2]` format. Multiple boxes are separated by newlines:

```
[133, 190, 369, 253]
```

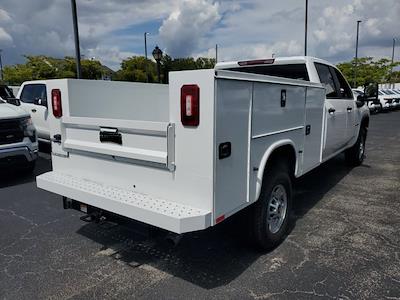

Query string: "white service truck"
[37, 56, 372, 249]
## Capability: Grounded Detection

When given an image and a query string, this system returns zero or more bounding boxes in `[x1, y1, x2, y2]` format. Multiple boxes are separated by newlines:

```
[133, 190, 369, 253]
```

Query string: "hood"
[0, 101, 29, 120]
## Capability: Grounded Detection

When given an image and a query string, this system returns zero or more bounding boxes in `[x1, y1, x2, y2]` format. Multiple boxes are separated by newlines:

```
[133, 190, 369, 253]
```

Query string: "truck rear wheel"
[252, 163, 292, 250]
[345, 127, 367, 166]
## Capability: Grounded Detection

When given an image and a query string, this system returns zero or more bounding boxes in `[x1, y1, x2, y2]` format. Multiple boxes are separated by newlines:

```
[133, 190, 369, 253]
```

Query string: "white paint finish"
[17, 80, 50, 140]
[252, 83, 306, 138]
[37, 172, 211, 234]
[323, 99, 348, 158]
[63, 139, 167, 164]
[45, 80, 70, 158]
[36, 56, 370, 233]
[302, 87, 326, 174]
[67, 79, 169, 122]
[0, 102, 29, 119]
[345, 99, 356, 143]
[214, 79, 252, 218]
[20, 102, 49, 140]
[216, 70, 321, 88]
[45, 71, 216, 220]
[252, 126, 304, 139]
[251, 137, 301, 202]
[63, 116, 169, 135]
[168, 69, 216, 211]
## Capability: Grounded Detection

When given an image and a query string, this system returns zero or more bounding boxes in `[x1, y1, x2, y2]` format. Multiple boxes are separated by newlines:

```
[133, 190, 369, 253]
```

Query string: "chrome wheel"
[267, 184, 287, 234]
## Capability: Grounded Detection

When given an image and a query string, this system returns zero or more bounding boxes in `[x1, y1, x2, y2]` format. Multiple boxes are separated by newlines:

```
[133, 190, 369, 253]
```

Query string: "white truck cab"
[36, 56, 370, 249]
[17, 81, 50, 142]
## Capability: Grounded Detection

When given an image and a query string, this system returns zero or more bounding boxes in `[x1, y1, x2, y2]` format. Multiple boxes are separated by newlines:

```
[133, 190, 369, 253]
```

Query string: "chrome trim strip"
[252, 126, 304, 139]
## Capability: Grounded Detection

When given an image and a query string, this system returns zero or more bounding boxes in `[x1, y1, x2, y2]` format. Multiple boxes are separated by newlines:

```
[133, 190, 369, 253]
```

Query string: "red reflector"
[181, 84, 199, 126]
[51, 89, 62, 118]
[238, 58, 275, 66]
[216, 215, 225, 224]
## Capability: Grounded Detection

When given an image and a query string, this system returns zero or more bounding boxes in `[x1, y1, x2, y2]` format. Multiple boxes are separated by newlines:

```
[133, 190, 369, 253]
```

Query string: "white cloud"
[0, 8, 11, 22]
[0, 27, 12, 44]
[159, 0, 221, 57]
[85, 46, 138, 70]
[0, 0, 398, 69]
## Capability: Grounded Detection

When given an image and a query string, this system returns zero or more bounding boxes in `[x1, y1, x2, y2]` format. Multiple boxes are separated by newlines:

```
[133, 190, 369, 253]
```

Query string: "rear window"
[20, 84, 47, 104]
[227, 64, 310, 81]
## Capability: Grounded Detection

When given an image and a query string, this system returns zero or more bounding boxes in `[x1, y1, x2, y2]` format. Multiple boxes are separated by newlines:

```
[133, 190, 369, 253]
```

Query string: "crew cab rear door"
[315, 63, 348, 159]
[330, 67, 356, 143]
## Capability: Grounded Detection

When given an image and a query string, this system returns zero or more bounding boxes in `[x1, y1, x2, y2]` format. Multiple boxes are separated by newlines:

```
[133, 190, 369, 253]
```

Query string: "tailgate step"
[37, 172, 211, 233]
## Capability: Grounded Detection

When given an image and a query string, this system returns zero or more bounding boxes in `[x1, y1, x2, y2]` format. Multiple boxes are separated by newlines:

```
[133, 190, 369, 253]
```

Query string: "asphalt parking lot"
[0, 111, 399, 300]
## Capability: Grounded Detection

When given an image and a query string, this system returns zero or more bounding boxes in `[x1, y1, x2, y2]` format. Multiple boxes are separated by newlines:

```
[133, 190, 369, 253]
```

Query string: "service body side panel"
[213, 73, 322, 218]
[250, 82, 307, 202]
[214, 79, 252, 220]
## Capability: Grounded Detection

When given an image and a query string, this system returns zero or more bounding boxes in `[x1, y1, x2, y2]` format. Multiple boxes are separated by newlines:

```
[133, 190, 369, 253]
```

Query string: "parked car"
[352, 88, 380, 113]
[36, 56, 371, 249]
[17, 81, 50, 142]
[382, 89, 400, 109]
[378, 90, 394, 111]
[0, 85, 38, 173]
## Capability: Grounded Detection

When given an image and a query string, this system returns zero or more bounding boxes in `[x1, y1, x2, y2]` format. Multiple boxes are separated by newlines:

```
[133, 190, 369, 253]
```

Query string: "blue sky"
[0, 0, 398, 70]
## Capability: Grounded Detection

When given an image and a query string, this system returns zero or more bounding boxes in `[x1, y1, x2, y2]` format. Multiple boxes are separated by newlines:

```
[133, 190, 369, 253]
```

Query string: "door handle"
[328, 108, 336, 114]
[347, 107, 353, 112]
[31, 109, 37, 113]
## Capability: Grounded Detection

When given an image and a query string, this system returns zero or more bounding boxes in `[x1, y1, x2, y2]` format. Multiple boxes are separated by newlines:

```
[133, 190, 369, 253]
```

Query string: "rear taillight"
[181, 84, 199, 126]
[51, 89, 62, 118]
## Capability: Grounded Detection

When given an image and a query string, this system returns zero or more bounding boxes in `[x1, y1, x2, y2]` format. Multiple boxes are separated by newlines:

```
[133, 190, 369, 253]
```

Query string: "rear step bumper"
[37, 171, 211, 234]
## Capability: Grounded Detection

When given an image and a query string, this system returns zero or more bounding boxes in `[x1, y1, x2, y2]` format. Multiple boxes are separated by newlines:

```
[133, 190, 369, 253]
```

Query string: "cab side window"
[331, 68, 353, 99]
[314, 63, 338, 98]
[20, 84, 47, 104]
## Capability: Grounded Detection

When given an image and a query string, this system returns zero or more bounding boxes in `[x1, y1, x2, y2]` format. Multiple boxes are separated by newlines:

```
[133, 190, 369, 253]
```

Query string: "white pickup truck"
[0, 85, 38, 172]
[17, 81, 50, 142]
[37, 56, 371, 249]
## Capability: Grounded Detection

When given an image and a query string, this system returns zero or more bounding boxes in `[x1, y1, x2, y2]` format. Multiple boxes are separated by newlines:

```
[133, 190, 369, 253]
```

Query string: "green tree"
[161, 55, 216, 83]
[3, 64, 33, 85]
[337, 57, 400, 88]
[3, 55, 108, 85]
[81, 60, 104, 80]
[114, 56, 157, 82]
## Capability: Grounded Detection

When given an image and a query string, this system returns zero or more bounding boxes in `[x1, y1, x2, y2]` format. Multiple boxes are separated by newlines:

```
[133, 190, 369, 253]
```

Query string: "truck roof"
[215, 56, 335, 70]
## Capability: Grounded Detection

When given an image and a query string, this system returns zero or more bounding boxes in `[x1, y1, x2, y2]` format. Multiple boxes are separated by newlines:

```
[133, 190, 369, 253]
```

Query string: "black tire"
[251, 162, 292, 250]
[345, 127, 367, 166]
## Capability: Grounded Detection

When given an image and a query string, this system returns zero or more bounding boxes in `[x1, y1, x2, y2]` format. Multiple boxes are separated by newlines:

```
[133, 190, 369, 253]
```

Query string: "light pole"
[144, 32, 149, 82]
[354, 20, 362, 88]
[215, 44, 218, 63]
[152, 45, 163, 83]
[0, 49, 3, 81]
[71, 0, 82, 79]
[390, 38, 396, 88]
[304, 0, 308, 56]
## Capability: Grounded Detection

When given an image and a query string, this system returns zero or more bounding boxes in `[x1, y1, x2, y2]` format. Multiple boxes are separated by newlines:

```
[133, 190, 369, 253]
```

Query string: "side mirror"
[6, 98, 21, 106]
[356, 95, 365, 108]
[34, 97, 48, 107]
[364, 83, 378, 101]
